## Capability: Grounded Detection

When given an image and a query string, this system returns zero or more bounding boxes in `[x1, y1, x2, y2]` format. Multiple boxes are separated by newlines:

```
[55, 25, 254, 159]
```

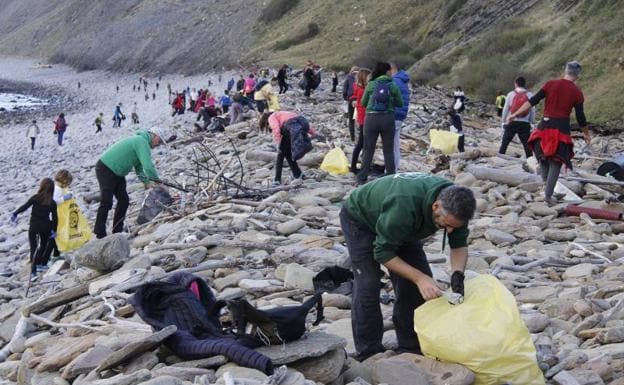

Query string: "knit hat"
[149, 127, 175, 145]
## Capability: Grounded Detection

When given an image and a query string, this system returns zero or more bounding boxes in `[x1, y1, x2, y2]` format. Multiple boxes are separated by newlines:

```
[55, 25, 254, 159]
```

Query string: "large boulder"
[73, 234, 130, 272]
[372, 353, 475, 385]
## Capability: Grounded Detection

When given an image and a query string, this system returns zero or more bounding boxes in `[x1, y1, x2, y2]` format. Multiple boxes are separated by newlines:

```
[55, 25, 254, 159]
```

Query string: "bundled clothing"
[527, 78, 586, 199]
[13, 196, 58, 274]
[94, 130, 159, 238]
[499, 87, 535, 158]
[341, 173, 469, 358]
[391, 70, 411, 169]
[356, 75, 403, 184]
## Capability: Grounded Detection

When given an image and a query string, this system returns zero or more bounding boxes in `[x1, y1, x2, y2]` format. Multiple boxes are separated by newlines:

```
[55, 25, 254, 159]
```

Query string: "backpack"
[371, 80, 391, 111]
[254, 79, 269, 92]
[510, 91, 529, 117]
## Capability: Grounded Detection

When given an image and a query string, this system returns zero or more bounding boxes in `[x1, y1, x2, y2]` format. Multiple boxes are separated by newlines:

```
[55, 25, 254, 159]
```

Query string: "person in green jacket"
[94, 127, 175, 239]
[356, 62, 403, 185]
[340, 173, 476, 360]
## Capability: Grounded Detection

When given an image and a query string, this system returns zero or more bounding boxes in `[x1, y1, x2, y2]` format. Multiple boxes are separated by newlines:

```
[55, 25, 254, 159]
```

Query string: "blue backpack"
[371, 80, 391, 111]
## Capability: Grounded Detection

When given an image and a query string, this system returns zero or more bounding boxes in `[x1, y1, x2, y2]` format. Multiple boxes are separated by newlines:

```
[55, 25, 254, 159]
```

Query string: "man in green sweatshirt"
[340, 172, 476, 360]
[94, 127, 174, 239]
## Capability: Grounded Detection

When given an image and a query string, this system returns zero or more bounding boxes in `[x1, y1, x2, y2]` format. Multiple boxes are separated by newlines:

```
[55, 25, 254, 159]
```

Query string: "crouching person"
[340, 173, 476, 360]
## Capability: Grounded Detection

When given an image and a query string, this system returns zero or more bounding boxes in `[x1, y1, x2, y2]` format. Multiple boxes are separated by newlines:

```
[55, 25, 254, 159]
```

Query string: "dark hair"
[34, 178, 54, 206]
[224, 89, 229, 95]
[59, 113, 65, 118]
[515, 76, 526, 88]
[271, 77, 278, 82]
[438, 185, 476, 224]
[259, 112, 273, 131]
[371, 62, 391, 80]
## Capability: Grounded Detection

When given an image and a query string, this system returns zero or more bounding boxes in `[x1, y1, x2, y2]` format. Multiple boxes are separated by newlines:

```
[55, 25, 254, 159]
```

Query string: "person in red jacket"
[350, 68, 371, 173]
[507, 61, 590, 205]
[172, 93, 184, 116]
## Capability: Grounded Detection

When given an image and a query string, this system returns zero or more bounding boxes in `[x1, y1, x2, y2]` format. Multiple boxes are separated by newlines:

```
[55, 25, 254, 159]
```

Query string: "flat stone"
[484, 229, 517, 245]
[152, 366, 216, 382]
[321, 318, 355, 355]
[255, 331, 347, 365]
[322, 293, 351, 309]
[171, 355, 228, 368]
[277, 218, 306, 235]
[215, 363, 267, 382]
[563, 263, 597, 279]
[213, 270, 251, 291]
[62, 345, 113, 379]
[135, 376, 186, 385]
[371, 356, 430, 385]
[531, 203, 558, 217]
[217, 287, 245, 301]
[291, 348, 346, 384]
[89, 268, 148, 295]
[96, 325, 177, 372]
[521, 312, 551, 333]
[123, 351, 159, 374]
[516, 285, 558, 303]
[544, 229, 577, 242]
[36, 334, 97, 372]
[375, 353, 475, 385]
[238, 279, 275, 291]
[284, 263, 315, 291]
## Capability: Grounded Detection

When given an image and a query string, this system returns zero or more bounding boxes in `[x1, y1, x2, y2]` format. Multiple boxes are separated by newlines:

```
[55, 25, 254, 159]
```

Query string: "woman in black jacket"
[12, 178, 58, 280]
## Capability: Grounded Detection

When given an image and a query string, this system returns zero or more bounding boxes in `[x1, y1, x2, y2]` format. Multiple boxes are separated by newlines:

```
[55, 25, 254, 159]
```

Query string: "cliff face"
[0, 0, 257, 73]
[1, 0, 622, 126]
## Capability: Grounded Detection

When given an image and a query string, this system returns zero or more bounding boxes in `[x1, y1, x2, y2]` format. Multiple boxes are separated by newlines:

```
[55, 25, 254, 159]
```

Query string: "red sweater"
[352, 83, 366, 127]
[536, 79, 584, 119]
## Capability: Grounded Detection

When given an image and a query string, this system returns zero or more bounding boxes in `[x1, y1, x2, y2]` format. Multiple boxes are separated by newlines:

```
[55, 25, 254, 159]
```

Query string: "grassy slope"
[250, 0, 624, 128]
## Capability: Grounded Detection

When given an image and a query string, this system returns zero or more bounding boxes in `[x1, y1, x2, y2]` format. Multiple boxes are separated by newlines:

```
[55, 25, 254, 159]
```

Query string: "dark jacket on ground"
[130, 272, 273, 374]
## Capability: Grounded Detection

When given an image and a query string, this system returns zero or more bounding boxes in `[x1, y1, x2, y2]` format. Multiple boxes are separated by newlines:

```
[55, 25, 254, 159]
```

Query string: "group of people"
[13, 58, 591, 370]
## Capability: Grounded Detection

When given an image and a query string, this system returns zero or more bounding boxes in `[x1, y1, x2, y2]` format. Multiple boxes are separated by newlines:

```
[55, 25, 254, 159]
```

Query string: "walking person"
[343, 66, 359, 142]
[93, 128, 174, 239]
[219, 90, 232, 114]
[495, 92, 506, 117]
[340, 173, 475, 360]
[453, 86, 466, 113]
[53, 113, 68, 146]
[390, 62, 410, 170]
[94, 113, 104, 133]
[50, 169, 74, 262]
[112, 104, 124, 128]
[499, 77, 535, 158]
[277, 65, 289, 94]
[356, 62, 403, 185]
[350, 68, 371, 173]
[27, 119, 40, 150]
[131, 102, 140, 124]
[331, 71, 338, 93]
[265, 111, 316, 186]
[448, 109, 465, 153]
[507, 61, 590, 205]
[303, 61, 315, 97]
[11, 178, 58, 280]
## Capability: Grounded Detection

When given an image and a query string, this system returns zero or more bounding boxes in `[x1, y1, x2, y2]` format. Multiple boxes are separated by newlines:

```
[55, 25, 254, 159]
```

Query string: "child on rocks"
[50, 170, 74, 262]
[26, 119, 40, 150]
[11, 178, 58, 280]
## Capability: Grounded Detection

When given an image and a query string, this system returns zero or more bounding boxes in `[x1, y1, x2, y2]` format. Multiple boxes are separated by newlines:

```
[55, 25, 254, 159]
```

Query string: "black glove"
[451, 271, 465, 296]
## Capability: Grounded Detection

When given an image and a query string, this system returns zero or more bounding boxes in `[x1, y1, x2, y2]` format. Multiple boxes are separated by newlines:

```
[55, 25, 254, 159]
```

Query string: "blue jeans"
[57, 131, 64, 146]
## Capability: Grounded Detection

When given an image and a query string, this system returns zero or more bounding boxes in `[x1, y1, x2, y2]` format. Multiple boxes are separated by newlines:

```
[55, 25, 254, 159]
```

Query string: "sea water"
[0, 92, 48, 111]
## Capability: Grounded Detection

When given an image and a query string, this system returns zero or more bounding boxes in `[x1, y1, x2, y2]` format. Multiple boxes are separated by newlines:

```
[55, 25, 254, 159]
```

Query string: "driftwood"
[465, 164, 541, 186]
[145, 237, 279, 253]
[22, 283, 90, 317]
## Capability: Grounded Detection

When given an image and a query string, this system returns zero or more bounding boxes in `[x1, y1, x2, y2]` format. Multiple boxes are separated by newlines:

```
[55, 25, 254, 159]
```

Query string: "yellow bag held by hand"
[429, 129, 459, 155]
[320, 147, 349, 175]
[414, 275, 545, 385]
[56, 198, 91, 252]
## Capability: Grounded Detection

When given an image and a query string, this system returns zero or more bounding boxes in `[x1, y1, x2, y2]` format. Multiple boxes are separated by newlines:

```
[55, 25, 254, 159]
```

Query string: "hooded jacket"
[99, 130, 159, 183]
[361, 75, 403, 114]
[392, 70, 411, 121]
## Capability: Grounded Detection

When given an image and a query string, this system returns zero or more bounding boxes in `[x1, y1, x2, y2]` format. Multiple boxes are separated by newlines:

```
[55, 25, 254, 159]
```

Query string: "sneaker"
[271, 180, 281, 187]
[30, 273, 38, 282]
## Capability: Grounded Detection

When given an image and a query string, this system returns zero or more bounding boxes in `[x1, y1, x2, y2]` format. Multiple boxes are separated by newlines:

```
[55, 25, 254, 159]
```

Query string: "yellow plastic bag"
[320, 147, 350, 175]
[414, 275, 545, 385]
[429, 129, 459, 154]
[56, 198, 91, 252]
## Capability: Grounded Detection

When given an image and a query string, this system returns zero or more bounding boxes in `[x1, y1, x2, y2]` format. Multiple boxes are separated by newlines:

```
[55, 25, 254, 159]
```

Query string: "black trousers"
[28, 223, 53, 274]
[499, 121, 532, 158]
[30, 137, 36, 150]
[340, 208, 430, 358]
[95, 124, 102, 133]
[351, 124, 364, 172]
[278, 80, 287, 94]
[357, 112, 395, 184]
[274, 130, 302, 183]
[222, 105, 229, 114]
[94, 160, 129, 239]
[347, 102, 355, 142]
[458, 134, 465, 153]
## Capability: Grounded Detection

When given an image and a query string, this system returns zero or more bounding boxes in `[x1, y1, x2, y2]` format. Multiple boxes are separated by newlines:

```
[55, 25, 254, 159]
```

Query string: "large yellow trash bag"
[414, 275, 545, 385]
[429, 129, 459, 154]
[320, 147, 350, 175]
[56, 198, 91, 252]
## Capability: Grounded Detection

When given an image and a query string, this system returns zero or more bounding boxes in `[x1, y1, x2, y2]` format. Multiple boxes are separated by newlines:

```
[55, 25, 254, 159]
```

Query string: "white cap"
[149, 127, 175, 145]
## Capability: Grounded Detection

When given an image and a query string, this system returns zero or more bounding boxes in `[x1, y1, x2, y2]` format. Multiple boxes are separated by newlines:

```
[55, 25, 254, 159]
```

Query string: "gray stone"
[455, 172, 477, 187]
[135, 376, 186, 385]
[291, 348, 346, 384]
[563, 263, 597, 279]
[62, 345, 114, 379]
[171, 355, 228, 368]
[214, 270, 251, 291]
[321, 318, 355, 355]
[152, 366, 216, 382]
[322, 293, 351, 309]
[215, 363, 268, 382]
[521, 312, 551, 333]
[256, 331, 347, 365]
[371, 357, 430, 385]
[531, 203, 558, 217]
[552, 370, 582, 385]
[375, 353, 475, 385]
[177, 246, 208, 267]
[277, 219, 306, 235]
[516, 285, 558, 303]
[239, 279, 278, 291]
[544, 229, 577, 242]
[74, 234, 131, 272]
[284, 263, 315, 291]
[0, 361, 19, 382]
[484, 229, 517, 245]
[123, 351, 159, 374]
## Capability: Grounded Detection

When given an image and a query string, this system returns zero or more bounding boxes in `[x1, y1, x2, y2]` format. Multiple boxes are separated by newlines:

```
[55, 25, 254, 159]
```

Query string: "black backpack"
[371, 80, 391, 111]
[255, 79, 269, 92]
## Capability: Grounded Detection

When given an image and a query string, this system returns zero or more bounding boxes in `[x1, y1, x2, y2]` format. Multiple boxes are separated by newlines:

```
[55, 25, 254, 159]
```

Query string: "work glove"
[62, 193, 73, 201]
[10, 214, 17, 225]
[50, 230, 56, 239]
[451, 271, 465, 297]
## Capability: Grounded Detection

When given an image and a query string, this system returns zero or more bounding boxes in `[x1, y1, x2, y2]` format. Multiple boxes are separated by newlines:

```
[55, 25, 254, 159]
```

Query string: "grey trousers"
[540, 158, 562, 198]
[357, 112, 395, 184]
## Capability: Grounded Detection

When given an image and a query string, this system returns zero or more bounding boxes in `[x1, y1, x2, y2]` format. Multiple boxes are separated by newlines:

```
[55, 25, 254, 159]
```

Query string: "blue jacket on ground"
[392, 70, 410, 121]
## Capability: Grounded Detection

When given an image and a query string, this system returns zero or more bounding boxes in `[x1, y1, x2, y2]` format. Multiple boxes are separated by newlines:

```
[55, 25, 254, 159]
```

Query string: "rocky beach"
[1, 57, 624, 385]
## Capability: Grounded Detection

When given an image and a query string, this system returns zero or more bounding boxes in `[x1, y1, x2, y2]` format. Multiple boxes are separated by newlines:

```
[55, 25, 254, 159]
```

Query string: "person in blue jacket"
[390, 63, 410, 170]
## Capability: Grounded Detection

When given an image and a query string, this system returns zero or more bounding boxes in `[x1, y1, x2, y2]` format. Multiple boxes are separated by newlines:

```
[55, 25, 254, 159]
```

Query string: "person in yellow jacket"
[254, 77, 280, 115]
[495, 92, 506, 117]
